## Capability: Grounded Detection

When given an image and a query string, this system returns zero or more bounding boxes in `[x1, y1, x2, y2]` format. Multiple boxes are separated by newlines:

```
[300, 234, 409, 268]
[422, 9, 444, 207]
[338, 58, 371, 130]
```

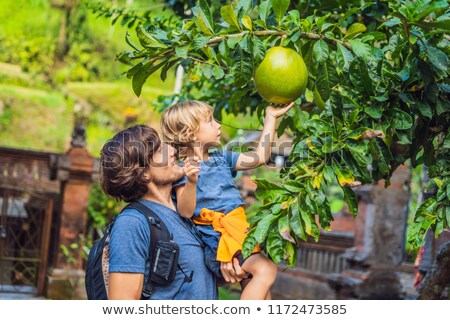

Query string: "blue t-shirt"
[108, 199, 218, 300]
[173, 149, 245, 216]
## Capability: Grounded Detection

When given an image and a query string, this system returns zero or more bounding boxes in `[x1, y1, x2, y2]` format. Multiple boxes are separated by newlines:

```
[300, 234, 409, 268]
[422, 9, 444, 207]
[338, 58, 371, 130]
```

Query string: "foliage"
[0, 0, 128, 84]
[116, 0, 450, 265]
[87, 183, 125, 233]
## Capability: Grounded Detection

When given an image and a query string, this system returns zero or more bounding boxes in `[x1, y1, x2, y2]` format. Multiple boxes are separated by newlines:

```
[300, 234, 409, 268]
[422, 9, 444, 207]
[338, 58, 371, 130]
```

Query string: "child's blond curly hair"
[161, 100, 213, 159]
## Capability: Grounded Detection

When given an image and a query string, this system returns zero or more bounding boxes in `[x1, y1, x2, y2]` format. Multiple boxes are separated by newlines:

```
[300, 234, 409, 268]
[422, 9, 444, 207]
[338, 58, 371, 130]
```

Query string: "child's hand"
[266, 101, 295, 118]
[184, 157, 200, 183]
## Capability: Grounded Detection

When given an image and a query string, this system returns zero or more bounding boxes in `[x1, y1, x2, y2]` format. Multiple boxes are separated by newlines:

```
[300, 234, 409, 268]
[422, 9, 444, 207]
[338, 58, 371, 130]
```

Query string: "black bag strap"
[124, 201, 172, 298]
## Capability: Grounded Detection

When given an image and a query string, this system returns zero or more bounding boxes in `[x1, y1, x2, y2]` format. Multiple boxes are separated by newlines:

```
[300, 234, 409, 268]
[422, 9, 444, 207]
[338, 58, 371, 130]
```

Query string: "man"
[100, 125, 245, 299]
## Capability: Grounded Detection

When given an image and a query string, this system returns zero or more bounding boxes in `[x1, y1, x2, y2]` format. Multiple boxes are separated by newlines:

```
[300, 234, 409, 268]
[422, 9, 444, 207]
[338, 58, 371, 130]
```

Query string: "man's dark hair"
[100, 125, 161, 202]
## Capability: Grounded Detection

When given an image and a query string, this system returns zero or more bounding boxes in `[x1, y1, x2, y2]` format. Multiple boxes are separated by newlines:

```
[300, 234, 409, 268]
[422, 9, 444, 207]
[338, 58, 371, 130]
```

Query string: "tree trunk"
[416, 241, 450, 299]
[53, 0, 79, 62]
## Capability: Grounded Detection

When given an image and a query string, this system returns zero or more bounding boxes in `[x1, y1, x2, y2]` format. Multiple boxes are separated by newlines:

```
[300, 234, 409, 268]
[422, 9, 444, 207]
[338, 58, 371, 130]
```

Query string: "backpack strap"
[124, 201, 172, 299]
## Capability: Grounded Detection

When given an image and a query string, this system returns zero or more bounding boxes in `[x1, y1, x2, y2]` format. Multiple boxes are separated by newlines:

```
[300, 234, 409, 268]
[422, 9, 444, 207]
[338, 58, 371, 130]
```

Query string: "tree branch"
[207, 30, 352, 50]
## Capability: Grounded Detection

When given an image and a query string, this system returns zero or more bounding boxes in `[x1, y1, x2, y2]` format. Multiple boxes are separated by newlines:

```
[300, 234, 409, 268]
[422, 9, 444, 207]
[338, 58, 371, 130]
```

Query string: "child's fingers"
[185, 166, 200, 176]
[279, 101, 295, 113]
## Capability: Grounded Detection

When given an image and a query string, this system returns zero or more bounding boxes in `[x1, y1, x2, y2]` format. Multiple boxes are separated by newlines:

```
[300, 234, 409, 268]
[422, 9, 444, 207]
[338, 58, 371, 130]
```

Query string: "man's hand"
[220, 258, 249, 283]
[183, 157, 200, 183]
[266, 101, 295, 119]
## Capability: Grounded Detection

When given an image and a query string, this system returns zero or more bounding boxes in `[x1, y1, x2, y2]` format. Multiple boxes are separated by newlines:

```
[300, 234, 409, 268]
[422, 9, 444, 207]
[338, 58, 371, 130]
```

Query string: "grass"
[66, 73, 175, 154]
[0, 61, 176, 154]
[0, 84, 72, 152]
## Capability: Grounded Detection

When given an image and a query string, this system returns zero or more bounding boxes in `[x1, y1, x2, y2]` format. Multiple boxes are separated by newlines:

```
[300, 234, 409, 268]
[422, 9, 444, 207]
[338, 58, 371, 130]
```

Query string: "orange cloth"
[193, 207, 259, 262]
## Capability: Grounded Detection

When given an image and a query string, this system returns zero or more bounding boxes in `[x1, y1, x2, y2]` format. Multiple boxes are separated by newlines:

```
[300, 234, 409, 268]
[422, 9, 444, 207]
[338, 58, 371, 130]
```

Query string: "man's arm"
[109, 273, 144, 299]
[235, 102, 294, 170]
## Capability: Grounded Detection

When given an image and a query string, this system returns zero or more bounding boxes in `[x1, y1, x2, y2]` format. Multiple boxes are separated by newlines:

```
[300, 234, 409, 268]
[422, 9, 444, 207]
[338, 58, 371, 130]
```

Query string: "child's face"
[194, 113, 221, 149]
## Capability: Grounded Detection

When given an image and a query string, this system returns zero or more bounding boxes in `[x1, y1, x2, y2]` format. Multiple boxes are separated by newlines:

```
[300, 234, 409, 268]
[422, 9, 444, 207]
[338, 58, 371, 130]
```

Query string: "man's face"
[148, 143, 184, 185]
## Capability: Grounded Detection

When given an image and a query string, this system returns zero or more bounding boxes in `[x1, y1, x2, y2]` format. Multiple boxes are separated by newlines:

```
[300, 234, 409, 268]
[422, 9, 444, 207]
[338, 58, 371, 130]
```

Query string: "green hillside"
[0, 0, 176, 155]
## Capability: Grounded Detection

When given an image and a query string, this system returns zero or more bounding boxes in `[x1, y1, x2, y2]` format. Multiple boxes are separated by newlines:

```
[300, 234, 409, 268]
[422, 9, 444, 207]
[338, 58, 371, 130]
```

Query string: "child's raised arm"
[234, 101, 294, 171]
[176, 157, 200, 218]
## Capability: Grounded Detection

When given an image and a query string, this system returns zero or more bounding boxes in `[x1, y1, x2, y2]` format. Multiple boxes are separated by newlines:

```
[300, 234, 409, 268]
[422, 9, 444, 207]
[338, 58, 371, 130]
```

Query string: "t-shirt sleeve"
[108, 212, 149, 273]
[220, 149, 240, 177]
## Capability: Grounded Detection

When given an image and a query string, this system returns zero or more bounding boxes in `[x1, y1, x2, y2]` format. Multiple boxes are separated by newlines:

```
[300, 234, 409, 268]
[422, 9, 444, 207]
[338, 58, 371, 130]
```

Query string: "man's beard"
[152, 168, 184, 186]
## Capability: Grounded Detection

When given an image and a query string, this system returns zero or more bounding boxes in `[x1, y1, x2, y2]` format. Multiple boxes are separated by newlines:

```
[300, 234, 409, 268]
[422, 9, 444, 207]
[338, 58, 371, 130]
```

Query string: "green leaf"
[333, 161, 356, 187]
[300, 205, 312, 236]
[271, 0, 290, 23]
[316, 13, 331, 31]
[305, 119, 333, 133]
[284, 181, 303, 193]
[198, 0, 214, 33]
[278, 214, 295, 243]
[412, 0, 448, 21]
[236, 0, 252, 19]
[414, 198, 438, 222]
[238, 34, 250, 53]
[344, 23, 367, 40]
[193, 35, 210, 50]
[232, 50, 253, 87]
[343, 186, 358, 217]
[426, 46, 449, 71]
[349, 39, 383, 62]
[227, 36, 242, 49]
[365, 106, 383, 119]
[349, 57, 374, 96]
[218, 40, 229, 57]
[389, 108, 413, 130]
[254, 214, 278, 243]
[290, 201, 307, 241]
[370, 139, 393, 175]
[267, 227, 284, 264]
[381, 17, 402, 27]
[126, 61, 145, 79]
[258, 0, 272, 22]
[436, 98, 450, 116]
[339, 85, 363, 109]
[446, 207, 450, 228]
[306, 137, 325, 155]
[242, 15, 252, 30]
[284, 242, 297, 267]
[316, 61, 339, 102]
[136, 25, 168, 49]
[251, 36, 265, 64]
[413, 18, 450, 31]
[125, 31, 140, 51]
[212, 65, 225, 79]
[189, 63, 202, 82]
[288, 10, 300, 26]
[242, 228, 258, 258]
[443, 133, 450, 149]
[220, 5, 240, 30]
[313, 40, 329, 63]
[160, 58, 180, 82]
[132, 60, 165, 96]
[349, 39, 371, 58]
[277, 116, 291, 138]
[175, 45, 189, 59]
[336, 43, 354, 72]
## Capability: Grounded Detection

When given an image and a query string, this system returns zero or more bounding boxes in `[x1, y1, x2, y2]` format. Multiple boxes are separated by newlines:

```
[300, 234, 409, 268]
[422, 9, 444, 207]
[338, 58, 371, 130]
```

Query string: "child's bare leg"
[240, 253, 277, 300]
[241, 279, 272, 299]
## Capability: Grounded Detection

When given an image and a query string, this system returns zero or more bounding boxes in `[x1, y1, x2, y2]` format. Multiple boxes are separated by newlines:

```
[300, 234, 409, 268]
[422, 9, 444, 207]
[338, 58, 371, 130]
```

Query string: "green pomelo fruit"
[314, 87, 325, 110]
[254, 46, 308, 104]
